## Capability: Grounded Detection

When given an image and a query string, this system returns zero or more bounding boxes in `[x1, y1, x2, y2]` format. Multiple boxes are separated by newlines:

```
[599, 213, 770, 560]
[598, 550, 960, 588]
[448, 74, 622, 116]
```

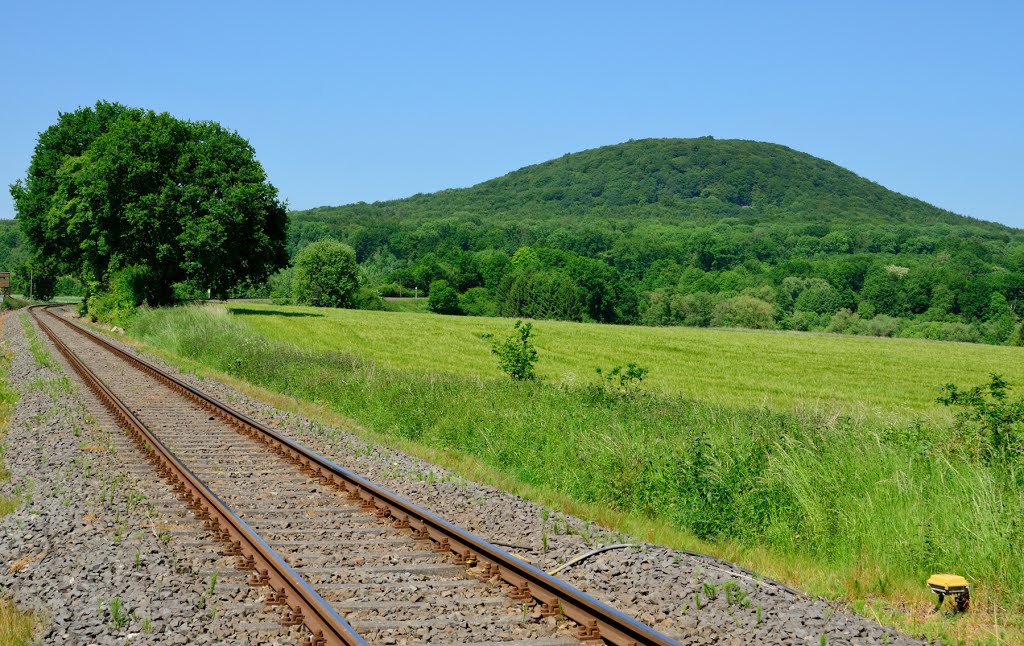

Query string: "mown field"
[127, 303, 1024, 644]
[228, 302, 1024, 420]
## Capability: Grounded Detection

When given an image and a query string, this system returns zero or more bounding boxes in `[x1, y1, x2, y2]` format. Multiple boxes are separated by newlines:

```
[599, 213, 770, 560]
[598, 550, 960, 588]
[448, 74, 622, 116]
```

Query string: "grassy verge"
[0, 313, 35, 644]
[127, 304, 1024, 643]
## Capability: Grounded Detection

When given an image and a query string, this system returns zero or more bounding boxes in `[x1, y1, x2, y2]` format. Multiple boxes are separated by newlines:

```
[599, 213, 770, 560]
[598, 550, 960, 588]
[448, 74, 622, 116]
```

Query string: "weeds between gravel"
[128, 304, 1024, 643]
[0, 313, 35, 644]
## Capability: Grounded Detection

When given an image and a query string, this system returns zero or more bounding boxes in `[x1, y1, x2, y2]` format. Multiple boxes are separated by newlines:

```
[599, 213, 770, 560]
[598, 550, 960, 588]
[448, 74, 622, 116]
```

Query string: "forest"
[286, 138, 1024, 345]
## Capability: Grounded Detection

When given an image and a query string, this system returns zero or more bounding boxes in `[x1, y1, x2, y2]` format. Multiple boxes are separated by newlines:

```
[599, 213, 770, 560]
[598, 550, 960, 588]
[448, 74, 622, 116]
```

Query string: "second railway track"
[30, 305, 680, 646]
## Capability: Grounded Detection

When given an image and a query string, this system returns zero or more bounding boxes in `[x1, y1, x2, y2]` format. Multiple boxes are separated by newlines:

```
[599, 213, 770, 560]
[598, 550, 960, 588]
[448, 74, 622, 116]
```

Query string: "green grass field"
[227, 302, 1024, 420]
[126, 303, 1024, 644]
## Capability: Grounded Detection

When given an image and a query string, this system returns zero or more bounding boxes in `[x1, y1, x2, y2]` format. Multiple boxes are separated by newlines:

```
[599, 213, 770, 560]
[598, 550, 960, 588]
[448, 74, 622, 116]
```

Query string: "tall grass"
[0, 600, 34, 646]
[130, 306, 1024, 612]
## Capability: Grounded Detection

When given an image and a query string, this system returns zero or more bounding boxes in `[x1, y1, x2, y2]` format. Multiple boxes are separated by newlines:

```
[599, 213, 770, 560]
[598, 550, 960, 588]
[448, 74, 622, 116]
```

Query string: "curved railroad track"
[29, 305, 681, 646]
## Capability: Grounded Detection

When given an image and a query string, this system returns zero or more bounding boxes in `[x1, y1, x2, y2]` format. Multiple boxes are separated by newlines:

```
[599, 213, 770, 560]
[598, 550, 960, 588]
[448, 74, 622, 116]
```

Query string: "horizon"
[2, 133, 1021, 232]
[2, 2, 1021, 228]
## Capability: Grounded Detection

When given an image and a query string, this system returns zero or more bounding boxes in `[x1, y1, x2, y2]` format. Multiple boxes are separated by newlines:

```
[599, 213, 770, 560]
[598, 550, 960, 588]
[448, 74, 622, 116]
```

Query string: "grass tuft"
[0, 599, 34, 645]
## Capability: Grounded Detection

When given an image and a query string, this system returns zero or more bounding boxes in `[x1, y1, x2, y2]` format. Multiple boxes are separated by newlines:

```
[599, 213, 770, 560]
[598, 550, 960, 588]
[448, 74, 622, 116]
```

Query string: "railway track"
[29, 305, 680, 646]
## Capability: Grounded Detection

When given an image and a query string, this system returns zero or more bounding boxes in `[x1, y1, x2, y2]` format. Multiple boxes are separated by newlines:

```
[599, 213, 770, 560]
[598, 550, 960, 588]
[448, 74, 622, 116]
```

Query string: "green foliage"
[352, 286, 386, 311]
[427, 279, 460, 314]
[1013, 323, 1024, 347]
[458, 286, 496, 317]
[939, 375, 1024, 467]
[291, 239, 359, 307]
[85, 265, 156, 324]
[106, 596, 129, 630]
[594, 363, 649, 398]
[499, 269, 584, 321]
[9, 100, 287, 306]
[287, 138, 1023, 345]
[55, 275, 84, 296]
[491, 320, 538, 380]
[900, 319, 979, 343]
[712, 296, 776, 329]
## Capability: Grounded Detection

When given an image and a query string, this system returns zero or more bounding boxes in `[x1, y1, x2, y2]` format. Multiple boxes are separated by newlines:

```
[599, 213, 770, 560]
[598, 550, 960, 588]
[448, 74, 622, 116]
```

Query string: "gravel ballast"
[0, 311, 304, 645]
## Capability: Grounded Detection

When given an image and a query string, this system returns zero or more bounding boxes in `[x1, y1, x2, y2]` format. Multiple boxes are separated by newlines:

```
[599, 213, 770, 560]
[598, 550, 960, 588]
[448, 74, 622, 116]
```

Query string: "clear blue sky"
[2, 1, 1021, 228]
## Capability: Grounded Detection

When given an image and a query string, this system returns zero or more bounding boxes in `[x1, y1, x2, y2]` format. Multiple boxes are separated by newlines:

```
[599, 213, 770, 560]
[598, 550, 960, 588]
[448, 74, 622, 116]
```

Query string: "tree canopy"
[291, 239, 359, 307]
[9, 101, 287, 304]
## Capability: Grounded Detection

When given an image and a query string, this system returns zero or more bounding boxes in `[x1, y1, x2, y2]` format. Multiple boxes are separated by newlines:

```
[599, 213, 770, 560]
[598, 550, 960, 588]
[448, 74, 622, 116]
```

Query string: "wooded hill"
[288, 138, 1024, 345]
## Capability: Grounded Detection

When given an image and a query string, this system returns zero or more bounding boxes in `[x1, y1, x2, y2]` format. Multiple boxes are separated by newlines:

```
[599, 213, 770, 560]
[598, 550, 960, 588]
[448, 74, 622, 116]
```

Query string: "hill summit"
[436, 137, 973, 225]
[298, 138, 1006, 231]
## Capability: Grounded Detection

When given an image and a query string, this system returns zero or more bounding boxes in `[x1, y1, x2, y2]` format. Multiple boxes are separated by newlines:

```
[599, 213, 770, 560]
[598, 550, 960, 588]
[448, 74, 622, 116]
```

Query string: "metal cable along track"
[30, 305, 681, 646]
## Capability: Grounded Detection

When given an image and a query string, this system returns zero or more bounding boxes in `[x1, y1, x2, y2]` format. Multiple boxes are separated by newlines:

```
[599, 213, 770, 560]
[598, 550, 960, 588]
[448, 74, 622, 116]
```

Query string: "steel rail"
[42, 306, 681, 646]
[29, 306, 367, 646]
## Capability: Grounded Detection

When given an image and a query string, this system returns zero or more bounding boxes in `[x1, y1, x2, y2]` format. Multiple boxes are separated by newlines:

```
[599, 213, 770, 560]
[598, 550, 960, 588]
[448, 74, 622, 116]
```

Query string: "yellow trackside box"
[928, 573, 970, 612]
[0, 273, 9, 289]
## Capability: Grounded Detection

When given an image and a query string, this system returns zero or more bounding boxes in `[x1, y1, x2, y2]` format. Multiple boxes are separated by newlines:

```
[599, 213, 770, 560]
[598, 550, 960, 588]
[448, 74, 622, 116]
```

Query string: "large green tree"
[9, 101, 288, 304]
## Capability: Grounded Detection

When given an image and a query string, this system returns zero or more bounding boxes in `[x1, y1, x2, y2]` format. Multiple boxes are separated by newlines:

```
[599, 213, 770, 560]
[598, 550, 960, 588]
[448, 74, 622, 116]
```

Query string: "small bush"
[291, 239, 359, 308]
[712, 295, 776, 329]
[786, 310, 828, 331]
[491, 320, 538, 380]
[593, 363, 649, 399]
[55, 275, 84, 297]
[458, 287, 497, 317]
[427, 280, 461, 315]
[902, 320, 981, 343]
[939, 374, 1024, 467]
[86, 265, 155, 325]
[353, 286, 386, 311]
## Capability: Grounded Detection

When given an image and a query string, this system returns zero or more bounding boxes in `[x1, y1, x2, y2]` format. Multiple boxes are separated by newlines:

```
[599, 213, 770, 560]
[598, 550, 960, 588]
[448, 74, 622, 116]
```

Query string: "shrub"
[711, 295, 776, 329]
[85, 265, 156, 324]
[491, 320, 538, 380]
[939, 375, 1024, 467]
[427, 280, 461, 314]
[670, 291, 715, 327]
[55, 275, 84, 297]
[860, 314, 905, 338]
[291, 239, 359, 308]
[458, 287, 497, 317]
[353, 286, 386, 311]
[786, 310, 828, 331]
[378, 282, 414, 298]
[902, 320, 982, 343]
[593, 363, 649, 399]
[267, 267, 294, 300]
